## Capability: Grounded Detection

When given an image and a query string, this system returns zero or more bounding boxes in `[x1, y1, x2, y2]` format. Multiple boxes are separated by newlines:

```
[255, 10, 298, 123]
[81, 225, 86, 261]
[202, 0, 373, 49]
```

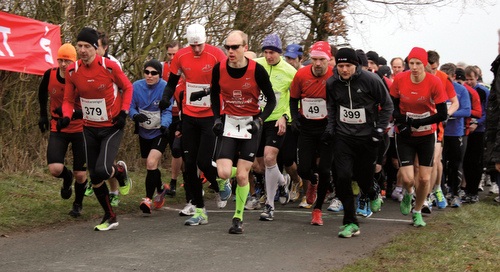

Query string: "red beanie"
[407, 47, 428, 66]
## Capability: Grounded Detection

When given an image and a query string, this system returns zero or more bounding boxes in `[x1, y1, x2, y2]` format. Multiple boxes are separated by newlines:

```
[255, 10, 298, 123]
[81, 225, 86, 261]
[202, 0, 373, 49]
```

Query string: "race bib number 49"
[302, 98, 327, 120]
[80, 97, 108, 122]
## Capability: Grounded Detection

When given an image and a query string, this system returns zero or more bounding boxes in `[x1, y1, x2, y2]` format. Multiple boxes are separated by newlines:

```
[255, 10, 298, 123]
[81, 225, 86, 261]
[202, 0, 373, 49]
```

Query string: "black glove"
[190, 88, 210, 101]
[52, 107, 63, 117]
[159, 99, 171, 110]
[160, 126, 169, 137]
[394, 114, 413, 126]
[56, 117, 70, 132]
[410, 118, 422, 129]
[321, 130, 333, 144]
[291, 119, 301, 133]
[38, 116, 49, 133]
[133, 113, 149, 123]
[212, 118, 223, 136]
[72, 109, 83, 120]
[397, 123, 412, 138]
[371, 128, 384, 142]
[112, 110, 127, 129]
[246, 118, 262, 135]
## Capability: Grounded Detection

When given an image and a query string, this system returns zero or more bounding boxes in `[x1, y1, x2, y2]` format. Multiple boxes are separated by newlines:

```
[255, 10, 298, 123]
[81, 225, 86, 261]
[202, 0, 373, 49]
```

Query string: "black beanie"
[336, 48, 359, 66]
[355, 49, 368, 67]
[144, 59, 163, 78]
[77, 27, 99, 49]
[366, 51, 379, 65]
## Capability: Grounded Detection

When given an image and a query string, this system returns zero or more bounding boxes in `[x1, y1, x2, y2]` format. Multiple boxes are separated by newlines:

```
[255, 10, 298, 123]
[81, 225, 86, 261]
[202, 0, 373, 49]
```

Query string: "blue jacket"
[129, 79, 172, 139]
[473, 83, 490, 133]
[444, 82, 471, 137]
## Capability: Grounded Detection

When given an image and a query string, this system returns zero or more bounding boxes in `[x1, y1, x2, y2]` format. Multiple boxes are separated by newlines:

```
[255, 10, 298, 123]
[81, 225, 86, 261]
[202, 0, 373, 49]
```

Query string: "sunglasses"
[224, 44, 242, 51]
[144, 70, 159, 76]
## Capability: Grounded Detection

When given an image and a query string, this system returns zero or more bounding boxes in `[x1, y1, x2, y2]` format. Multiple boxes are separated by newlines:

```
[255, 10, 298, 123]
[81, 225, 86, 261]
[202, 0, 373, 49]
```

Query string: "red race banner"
[0, 11, 61, 75]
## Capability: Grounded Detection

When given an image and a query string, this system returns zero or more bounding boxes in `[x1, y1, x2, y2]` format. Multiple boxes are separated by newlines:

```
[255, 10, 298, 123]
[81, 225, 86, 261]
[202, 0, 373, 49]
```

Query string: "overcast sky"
[345, 1, 499, 83]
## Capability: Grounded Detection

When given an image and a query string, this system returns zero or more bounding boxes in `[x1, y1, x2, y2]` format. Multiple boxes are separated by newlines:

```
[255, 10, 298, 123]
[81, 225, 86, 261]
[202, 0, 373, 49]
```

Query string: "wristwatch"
[282, 114, 290, 122]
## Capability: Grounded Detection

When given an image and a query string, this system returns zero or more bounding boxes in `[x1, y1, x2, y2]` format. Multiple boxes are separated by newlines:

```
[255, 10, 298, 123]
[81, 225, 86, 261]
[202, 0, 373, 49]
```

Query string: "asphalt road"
[0, 195, 440, 272]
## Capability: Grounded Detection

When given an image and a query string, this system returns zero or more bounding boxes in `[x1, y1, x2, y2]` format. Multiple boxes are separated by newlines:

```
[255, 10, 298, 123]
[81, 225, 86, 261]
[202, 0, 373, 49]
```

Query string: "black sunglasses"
[224, 44, 242, 51]
[144, 70, 159, 76]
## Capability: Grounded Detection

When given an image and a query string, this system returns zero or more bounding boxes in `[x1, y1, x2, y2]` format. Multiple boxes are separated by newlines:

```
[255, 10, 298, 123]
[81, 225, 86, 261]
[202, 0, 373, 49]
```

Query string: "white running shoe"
[327, 198, 343, 212]
[179, 202, 196, 216]
[245, 196, 261, 210]
[489, 183, 499, 195]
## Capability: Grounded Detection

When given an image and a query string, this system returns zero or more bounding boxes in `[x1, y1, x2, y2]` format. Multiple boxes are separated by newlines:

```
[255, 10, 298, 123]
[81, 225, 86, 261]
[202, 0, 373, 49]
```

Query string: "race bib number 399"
[80, 97, 108, 122]
[339, 105, 366, 124]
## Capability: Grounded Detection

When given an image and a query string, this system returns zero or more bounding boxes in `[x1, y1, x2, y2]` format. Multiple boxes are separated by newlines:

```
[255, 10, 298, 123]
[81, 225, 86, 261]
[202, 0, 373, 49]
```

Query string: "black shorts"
[139, 135, 168, 158]
[47, 131, 86, 171]
[215, 127, 262, 163]
[395, 133, 436, 167]
[256, 120, 285, 157]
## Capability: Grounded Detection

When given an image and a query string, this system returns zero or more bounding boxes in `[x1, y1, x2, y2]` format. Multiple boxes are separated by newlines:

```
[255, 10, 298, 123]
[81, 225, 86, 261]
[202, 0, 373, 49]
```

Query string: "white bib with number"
[339, 105, 366, 124]
[302, 98, 327, 120]
[407, 111, 431, 132]
[186, 82, 211, 108]
[259, 91, 280, 109]
[80, 97, 108, 122]
[223, 115, 253, 139]
[139, 109, 161, 129]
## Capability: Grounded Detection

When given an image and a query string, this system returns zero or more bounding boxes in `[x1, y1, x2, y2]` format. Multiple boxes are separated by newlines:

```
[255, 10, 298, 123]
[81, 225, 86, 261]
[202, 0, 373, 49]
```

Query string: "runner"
[211, 30, 276, 234]
[58, 27, 133, 231]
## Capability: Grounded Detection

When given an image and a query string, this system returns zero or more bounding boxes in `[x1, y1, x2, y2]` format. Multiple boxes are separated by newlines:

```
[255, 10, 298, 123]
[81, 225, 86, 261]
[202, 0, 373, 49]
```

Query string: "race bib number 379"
[80, 97, 108, 122]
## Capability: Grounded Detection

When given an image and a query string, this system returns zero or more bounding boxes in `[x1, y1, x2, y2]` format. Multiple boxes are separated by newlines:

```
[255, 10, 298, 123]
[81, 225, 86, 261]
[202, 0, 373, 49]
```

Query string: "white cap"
[186, 24, 206, 45]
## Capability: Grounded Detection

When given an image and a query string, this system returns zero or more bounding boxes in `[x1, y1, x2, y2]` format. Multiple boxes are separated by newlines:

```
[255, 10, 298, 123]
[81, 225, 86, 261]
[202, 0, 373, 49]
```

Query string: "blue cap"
[284, 44, 303, 59]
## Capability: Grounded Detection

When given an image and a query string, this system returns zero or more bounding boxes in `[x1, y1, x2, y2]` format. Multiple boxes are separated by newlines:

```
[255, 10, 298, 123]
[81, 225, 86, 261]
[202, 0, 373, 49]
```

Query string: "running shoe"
[140, 197, 152, 214]
[215, 193, 227, 209]
[179, 202, 196, 216]
[278, 174, 291, 205]
[94, 215, 119, 231]
[153, 184, 169, 209]
[259, 194, 267, 204]
[429, 193, 437, 207]
[228, 218, 243, 234]
[391, 186, 403, 202]
[84, 184, 94, 197]
[458, 189, 466, 199]
[298, 196, 312, 209]
[450, 196, 461, 208]
[356, 197, 373, 218]
[400, 192, 413, 216]
[412, 212, 426, 227]
[184, 208, 208, 226]
[68, 203, 82, 218]
[421, 198, 432, 214]
[306, 182, 318, 205]
[259, 204, 274, 221]
[478, 181, 484, 192]
[311, 209, 323, 226]
[482, 172, 492, 186]
[434, 189, 447, 209]
[244, 196, 261, 210]
[217, 178, 232, 201]
[60, 186, 72, 200]
[327, 198, 343, 212]
[494, 196, 500, 203]
[117, 161, 132, 195]
[469, 194, 479, 203]
[370, 196, 383, 213]
[338, 223, 360, 238]
[166, 183, 176, 197]
[109, 193, 120, 207]
[289, 178, 302, 202]
[490, 183, 499, 195]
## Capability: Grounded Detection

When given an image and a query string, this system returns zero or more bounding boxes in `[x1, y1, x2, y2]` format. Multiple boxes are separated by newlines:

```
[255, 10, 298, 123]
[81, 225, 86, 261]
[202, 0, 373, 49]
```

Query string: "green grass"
[336, 194, 500, 272]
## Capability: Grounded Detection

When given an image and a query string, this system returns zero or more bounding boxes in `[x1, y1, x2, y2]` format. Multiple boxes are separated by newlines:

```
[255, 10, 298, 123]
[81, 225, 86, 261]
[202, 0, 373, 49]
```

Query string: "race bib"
[259, 91, 280, 109]
[186, 82, 211, 108]
[80, 98, 108, 122]
[302, 98, 327, 120]
[138, 109, 161, 129]
[223, 115, 253, 139]
[339, 105, 366, 124]
[407, 111, 431, 132]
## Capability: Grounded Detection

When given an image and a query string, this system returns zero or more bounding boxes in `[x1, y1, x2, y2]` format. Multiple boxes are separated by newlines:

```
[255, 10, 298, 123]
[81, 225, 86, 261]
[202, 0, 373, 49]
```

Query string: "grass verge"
[335, 193, 500, 272]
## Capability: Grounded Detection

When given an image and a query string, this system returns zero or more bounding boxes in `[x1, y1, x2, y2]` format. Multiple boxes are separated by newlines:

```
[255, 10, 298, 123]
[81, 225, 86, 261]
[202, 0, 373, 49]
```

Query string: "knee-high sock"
[94, 183, 115, 217]
[58, 166, 73, 190]
[265, 164, 283, 208]
[146, 169, 160, 199]
[74, 179, 87, 206]
[234, 183, 250, 220]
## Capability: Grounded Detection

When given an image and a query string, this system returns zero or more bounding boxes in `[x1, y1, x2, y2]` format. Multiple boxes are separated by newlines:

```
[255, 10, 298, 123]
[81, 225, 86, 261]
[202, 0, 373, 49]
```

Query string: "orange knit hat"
[57, 43, 77, 62]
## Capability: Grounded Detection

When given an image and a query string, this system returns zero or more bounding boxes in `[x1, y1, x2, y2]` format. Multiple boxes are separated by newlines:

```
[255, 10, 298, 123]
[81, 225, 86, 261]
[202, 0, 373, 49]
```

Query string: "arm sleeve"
[290, 97, 300, 121]
[415, 102, 448, 125]
[210, 63, 221, 119]
[255, 64, 276, 121]
[163, 74, 180, 102]
[38, 69, 50, 117]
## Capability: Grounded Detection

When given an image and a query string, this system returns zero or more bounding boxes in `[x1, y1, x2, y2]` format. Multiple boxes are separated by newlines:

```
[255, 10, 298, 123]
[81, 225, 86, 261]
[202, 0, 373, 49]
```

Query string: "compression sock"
[265, 164, 282, 208]
[145, 169, 159, 199]
[58, 166, 73, 190]
[94, 183, 115, 217]
[233, 183, 250, 221]
[74, 179, 87, 205]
